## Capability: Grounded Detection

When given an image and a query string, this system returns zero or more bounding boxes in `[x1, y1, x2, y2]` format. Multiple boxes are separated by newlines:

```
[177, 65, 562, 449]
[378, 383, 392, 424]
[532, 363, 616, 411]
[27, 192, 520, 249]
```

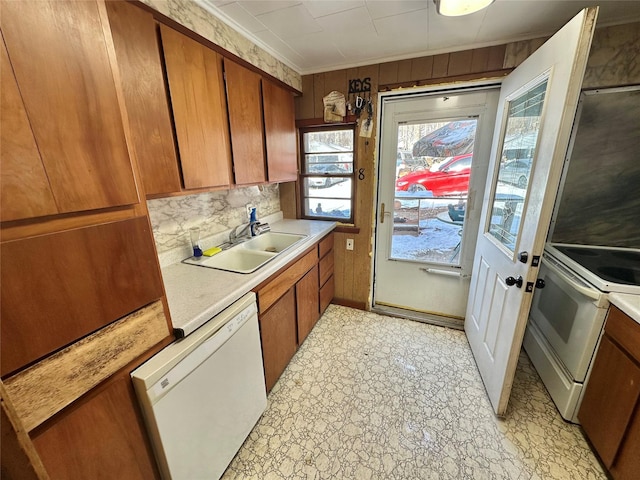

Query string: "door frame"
[370, 80, 504, 318]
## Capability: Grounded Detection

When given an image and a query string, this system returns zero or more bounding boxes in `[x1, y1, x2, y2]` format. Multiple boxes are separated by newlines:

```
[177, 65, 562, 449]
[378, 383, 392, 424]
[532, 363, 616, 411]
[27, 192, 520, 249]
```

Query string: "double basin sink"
[182, 232, 306, 274]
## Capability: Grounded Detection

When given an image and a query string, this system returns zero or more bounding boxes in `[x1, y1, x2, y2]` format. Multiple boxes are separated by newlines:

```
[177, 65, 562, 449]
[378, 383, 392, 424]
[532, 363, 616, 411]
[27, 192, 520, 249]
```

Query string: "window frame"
[298, 123, 357, 224]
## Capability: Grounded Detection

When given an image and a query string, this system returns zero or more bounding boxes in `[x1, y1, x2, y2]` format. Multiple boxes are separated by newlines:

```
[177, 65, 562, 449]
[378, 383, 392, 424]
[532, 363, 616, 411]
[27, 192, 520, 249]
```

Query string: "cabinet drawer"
[605, 305, 640, 361]
[320, 274, 334, 315]
[318, 233, 334, 258]
[257, 248, 317, 314]
[319, 250, 334, 287]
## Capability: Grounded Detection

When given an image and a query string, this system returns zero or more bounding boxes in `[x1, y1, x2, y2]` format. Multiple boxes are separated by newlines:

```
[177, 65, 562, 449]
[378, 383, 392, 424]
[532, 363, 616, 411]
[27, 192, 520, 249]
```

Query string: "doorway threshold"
[372, 304, 464, 331]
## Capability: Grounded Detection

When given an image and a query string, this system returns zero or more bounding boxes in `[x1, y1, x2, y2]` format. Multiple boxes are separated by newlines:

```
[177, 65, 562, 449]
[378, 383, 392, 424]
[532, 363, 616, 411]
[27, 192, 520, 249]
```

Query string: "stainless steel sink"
[183, 232, 307, 274]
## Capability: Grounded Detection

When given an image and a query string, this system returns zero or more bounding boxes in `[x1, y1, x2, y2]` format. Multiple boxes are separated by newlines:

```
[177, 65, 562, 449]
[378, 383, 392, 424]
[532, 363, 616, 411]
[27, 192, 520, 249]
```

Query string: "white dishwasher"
[131, 292, 267, 480]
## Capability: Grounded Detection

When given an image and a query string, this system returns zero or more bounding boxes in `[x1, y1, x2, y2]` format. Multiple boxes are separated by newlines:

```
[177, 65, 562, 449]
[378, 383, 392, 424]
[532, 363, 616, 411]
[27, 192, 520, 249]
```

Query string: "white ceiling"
[197, 0, 640, 75]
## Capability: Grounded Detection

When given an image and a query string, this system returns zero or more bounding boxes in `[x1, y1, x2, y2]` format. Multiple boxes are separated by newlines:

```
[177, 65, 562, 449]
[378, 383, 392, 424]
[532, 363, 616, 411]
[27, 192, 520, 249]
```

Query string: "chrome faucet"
[228, 223, 251, 244]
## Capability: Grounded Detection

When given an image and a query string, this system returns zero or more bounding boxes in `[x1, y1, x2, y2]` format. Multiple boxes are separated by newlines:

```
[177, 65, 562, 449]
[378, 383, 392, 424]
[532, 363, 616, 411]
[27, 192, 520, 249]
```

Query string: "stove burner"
[563, 247, 600, 257]
[596, 266, 640, 285]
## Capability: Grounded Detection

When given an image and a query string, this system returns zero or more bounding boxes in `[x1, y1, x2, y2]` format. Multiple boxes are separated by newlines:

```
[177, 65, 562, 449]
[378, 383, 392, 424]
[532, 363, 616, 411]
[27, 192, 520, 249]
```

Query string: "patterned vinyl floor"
[222, 305, 606, 480]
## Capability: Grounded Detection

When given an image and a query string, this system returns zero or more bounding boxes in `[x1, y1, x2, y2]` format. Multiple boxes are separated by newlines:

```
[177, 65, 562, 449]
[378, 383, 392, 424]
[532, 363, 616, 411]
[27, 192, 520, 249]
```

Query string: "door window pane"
[487, 80, 547, 252]
[392, 119, 477, 265]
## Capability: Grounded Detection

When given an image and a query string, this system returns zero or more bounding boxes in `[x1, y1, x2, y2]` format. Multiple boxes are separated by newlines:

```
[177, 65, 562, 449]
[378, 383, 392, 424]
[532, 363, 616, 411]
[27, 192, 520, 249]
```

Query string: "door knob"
[535, 278, 545, 289]
[518, 251, 529, 264]
[505, 276, 523, 288]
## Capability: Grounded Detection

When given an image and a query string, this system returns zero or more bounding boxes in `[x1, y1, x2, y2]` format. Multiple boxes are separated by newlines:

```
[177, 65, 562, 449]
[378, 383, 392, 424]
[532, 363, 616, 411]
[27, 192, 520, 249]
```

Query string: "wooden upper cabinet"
[0, 0, 139, 215]
[105, 1, 181, 196]
[262, 79, 298, 182]
[160, 25, 232, 190]
[224, 59, 267, 185]
[0, 36, 58, 222]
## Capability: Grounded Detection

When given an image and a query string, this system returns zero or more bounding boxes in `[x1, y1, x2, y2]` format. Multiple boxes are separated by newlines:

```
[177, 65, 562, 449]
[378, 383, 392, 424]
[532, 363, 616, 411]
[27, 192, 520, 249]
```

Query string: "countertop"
[161, 219, 336, 337]
[608, 293, 640, 325]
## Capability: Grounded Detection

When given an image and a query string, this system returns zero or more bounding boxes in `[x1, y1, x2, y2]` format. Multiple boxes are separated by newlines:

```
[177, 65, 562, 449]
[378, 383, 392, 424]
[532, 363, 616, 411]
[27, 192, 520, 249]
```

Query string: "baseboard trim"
[331, 298, 367, 311]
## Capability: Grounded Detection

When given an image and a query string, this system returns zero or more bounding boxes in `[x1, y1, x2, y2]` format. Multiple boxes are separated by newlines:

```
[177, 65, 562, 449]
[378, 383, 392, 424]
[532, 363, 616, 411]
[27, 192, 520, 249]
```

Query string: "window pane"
[303, 129, 354, 155]
[303, 178, 351, 198]
[393, 119, 477, 265]
[306, 153, 354, 173]
[303, 178, 352, 220]
[488, 80, 547, 252]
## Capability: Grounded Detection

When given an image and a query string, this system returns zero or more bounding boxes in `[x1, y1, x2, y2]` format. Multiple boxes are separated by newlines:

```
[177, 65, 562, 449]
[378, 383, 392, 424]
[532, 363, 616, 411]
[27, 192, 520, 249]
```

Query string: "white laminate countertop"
[161, 219, 336, 337]
[608, 293, 640, 325]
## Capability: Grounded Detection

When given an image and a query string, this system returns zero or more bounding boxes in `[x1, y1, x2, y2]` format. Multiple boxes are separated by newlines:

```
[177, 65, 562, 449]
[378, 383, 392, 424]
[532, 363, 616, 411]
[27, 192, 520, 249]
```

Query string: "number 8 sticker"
[358, 168, 365, 180]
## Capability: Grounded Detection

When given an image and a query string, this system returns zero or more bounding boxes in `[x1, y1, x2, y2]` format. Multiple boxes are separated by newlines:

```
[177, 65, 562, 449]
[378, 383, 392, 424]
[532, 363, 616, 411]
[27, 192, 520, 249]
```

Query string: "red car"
[395, 153, 472, 196]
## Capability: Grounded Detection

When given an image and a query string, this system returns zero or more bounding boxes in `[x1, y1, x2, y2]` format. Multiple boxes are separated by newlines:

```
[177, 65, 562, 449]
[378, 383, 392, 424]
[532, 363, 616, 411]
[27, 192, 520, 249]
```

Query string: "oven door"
[528, 253, 609, 382]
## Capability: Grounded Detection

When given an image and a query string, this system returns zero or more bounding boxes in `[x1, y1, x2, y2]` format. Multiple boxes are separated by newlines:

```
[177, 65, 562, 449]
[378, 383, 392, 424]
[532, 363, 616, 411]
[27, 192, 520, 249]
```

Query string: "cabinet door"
[262, 79, 298, 182]
[578, 335, 640, 467]
[105, 1, 181, 196]
[224, 59, 266, 185]
[1, 217, 164, 377]
[297, 265, 320, 345]
[160, 25, 232, 190]
[259, 288, 297, 392]
[0, 35, 57, 222]
[31, 372, 159, 479]
[611, 405, 640, 480]
[1, 0, 139, 214]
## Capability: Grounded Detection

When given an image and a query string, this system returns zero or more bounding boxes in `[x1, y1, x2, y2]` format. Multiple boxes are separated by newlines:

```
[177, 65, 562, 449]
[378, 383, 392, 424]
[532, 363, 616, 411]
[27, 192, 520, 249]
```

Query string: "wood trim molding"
[334, 225, 360, 234]
[378, 69, 512, 91]
[3, 301, 170, 432]
[295, 116, 359, 128]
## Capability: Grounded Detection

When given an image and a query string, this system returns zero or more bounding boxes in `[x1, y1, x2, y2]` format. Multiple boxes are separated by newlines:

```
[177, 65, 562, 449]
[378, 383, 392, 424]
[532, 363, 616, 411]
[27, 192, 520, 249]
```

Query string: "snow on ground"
[308, 178, 526, 265]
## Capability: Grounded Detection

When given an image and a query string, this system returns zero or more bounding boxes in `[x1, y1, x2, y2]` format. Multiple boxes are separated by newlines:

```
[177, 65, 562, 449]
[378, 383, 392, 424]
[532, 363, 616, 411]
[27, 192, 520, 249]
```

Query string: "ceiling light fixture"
[434, 0, 495, 17]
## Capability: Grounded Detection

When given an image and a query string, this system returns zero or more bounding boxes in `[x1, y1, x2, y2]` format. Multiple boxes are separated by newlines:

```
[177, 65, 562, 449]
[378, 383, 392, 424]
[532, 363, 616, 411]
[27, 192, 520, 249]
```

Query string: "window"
[300, 125, 355, 223]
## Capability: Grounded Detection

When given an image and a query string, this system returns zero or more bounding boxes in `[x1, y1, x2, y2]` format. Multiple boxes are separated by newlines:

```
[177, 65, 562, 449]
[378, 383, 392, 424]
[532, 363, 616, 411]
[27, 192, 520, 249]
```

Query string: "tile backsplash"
[147, 184, 281, 266]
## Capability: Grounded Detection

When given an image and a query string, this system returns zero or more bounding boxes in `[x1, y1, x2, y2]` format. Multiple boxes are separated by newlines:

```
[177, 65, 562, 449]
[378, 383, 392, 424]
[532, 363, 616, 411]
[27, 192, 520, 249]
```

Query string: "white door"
[374, 89, 499, 319]
[465, 7, 598, 415]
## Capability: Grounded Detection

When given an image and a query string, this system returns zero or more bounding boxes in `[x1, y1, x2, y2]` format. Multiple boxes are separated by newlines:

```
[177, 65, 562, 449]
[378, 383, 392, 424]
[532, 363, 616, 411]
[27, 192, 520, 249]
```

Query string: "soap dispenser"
[249, 207, 259, 236]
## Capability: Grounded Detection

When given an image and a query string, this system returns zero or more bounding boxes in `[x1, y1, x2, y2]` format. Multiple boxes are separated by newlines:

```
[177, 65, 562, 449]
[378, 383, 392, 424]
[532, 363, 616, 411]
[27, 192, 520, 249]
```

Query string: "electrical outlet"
[346, 238, 354, 251]
[245, 204, 254, 220]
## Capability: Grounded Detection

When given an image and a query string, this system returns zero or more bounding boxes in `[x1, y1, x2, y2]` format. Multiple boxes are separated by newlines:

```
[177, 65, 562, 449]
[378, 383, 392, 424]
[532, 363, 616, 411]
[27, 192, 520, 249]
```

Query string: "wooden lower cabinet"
[260, 288, 297, 393]
[578, 305, 640, 478]
[255, 232, 334, 392]
[31, 371, 160, 480]
[297, 265, 320, 345]
[579, 335, 640, 466]
[318, 233, 334, 316]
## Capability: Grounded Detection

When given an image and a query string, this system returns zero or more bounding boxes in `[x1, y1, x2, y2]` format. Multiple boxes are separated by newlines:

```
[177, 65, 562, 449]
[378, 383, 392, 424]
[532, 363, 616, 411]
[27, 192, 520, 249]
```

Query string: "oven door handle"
[543, 258, 601, 300]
